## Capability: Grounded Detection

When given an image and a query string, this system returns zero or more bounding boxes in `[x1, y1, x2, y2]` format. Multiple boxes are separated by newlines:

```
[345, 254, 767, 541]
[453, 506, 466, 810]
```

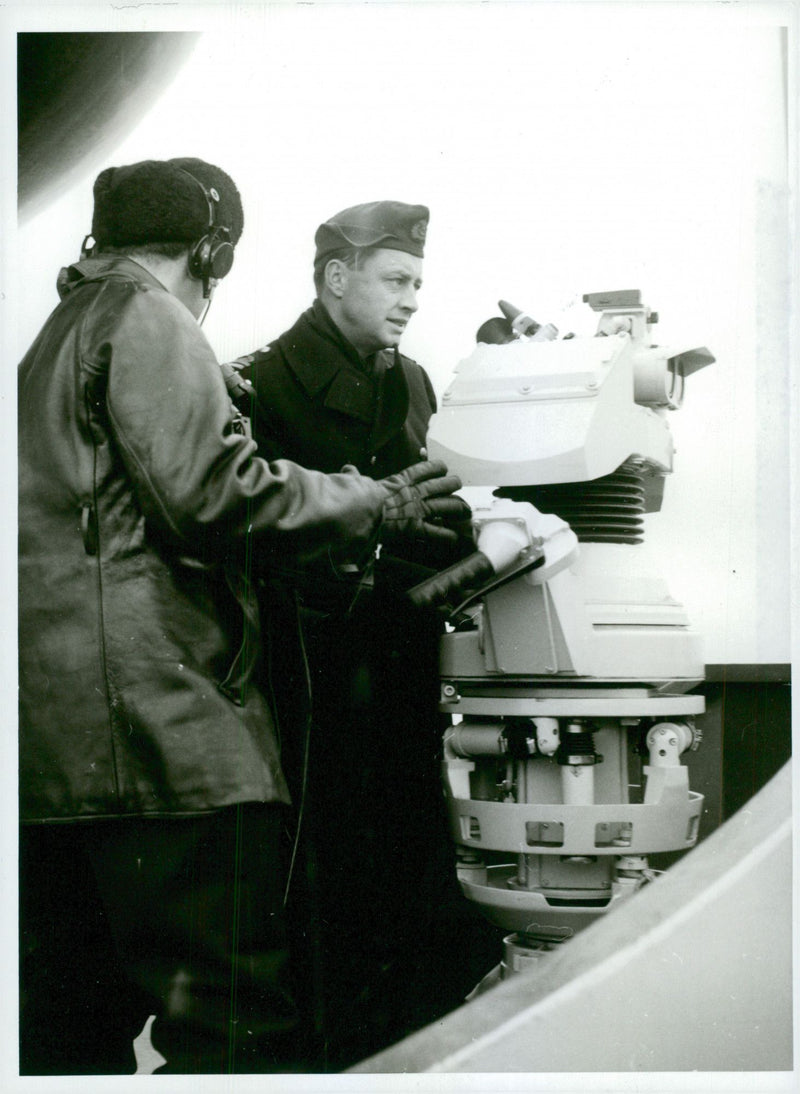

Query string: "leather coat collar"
[56, 254, 167, 300]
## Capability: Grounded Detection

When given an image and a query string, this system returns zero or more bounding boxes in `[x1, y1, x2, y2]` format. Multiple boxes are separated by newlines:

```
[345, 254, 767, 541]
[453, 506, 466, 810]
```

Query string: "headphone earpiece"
[180, 173, 235, 297]
[188, 227, 234, 283]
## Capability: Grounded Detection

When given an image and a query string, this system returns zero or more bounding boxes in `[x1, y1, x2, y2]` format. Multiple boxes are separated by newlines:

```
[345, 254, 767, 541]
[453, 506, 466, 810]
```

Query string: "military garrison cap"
[314, 200, 429, 266]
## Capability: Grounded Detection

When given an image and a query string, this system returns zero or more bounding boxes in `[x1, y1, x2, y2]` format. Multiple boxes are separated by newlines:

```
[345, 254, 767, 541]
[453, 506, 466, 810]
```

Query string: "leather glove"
[378, 460, 472, 544]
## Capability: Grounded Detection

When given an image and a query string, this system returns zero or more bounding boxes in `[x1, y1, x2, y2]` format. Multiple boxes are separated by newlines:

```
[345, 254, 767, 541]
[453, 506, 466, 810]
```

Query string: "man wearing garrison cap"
[226, 207, 497, 1070]
[233, 200, 435, 477]
[17, 168, 467, 1076]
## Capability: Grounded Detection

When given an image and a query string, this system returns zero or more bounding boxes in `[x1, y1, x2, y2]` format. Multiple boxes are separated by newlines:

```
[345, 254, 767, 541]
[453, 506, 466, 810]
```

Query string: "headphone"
[180, 168, 235, 298]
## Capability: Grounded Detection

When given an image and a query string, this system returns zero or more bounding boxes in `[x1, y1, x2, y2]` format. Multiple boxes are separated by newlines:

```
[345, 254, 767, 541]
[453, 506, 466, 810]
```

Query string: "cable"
[282, 587, 314, 908]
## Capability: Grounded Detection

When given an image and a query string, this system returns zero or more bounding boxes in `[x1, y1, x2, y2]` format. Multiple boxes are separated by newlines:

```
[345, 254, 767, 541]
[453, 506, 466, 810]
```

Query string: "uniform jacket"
[238, 300, 436, 479]
[18, 256, 387, 822]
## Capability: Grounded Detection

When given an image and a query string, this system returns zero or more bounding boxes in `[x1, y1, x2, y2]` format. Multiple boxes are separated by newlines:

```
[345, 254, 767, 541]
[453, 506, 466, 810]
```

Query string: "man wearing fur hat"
[227, 204, 499, 1069]
[17, 165, 468, 1075]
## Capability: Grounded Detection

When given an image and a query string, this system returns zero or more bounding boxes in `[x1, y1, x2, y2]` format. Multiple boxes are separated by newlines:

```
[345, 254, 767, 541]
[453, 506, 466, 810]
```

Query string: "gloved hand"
[378, 460, 472, 543]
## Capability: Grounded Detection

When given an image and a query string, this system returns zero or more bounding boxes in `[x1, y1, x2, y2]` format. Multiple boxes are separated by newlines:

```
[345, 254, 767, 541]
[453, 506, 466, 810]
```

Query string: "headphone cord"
[282, 586, 314, 908]
[274, 540, 378, 906]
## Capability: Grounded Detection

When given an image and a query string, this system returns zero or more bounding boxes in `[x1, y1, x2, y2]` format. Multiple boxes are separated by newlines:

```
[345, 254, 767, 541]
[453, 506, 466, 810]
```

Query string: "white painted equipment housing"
[427, 333, 712, 486]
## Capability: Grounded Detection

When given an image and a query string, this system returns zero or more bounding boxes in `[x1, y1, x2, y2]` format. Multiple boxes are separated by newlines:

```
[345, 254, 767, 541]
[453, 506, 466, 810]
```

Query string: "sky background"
[4, 1, 796, 671]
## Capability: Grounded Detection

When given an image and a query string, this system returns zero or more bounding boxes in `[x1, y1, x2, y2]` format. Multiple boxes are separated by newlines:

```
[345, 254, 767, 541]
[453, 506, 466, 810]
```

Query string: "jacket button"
[370, 455, 377, 465]
[419, 446, 427, 459]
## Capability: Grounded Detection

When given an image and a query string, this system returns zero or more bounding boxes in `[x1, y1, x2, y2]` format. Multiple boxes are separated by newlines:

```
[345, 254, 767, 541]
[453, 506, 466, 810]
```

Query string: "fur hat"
[91, 157, 244, 249]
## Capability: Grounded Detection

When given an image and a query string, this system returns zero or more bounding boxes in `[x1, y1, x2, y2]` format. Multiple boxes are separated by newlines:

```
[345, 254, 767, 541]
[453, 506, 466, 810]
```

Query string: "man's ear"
[323, 258, 349, 299]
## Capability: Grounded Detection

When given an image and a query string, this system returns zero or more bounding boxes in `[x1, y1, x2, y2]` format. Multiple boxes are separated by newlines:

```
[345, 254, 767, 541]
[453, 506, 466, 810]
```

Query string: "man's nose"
[400, 283, 419, 312]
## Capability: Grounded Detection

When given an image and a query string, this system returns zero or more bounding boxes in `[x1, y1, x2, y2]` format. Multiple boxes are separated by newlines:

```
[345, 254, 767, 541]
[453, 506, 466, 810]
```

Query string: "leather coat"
[18, 256, 387, 822]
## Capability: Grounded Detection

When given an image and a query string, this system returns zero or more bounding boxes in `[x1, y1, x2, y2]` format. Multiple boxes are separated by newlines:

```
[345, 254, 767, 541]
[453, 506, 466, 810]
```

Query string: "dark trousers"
[19, 803, 302, 1075]
[273, 585, 503, 1071]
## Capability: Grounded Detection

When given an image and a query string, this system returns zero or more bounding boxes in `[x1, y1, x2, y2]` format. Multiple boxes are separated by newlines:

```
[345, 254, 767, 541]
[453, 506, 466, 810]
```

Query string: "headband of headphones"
[179, 168, 235, 298]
